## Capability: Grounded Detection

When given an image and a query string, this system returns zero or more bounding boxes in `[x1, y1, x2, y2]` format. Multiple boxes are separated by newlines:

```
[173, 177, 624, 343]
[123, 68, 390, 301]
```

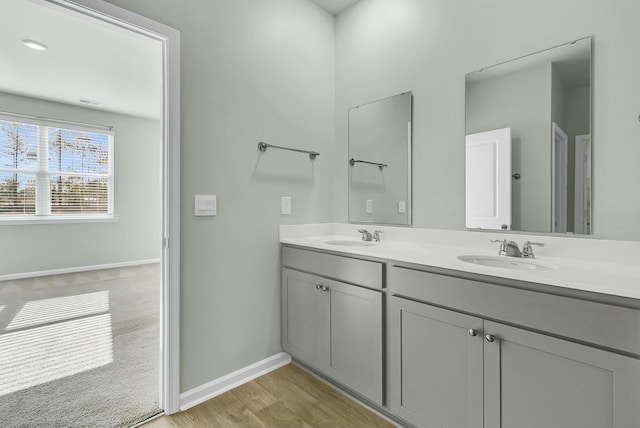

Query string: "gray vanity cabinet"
[389, 297, 484, 428]
[389, 264, 640, 428]
[281, 246, 384, 405]
[281, 268, 327, 370]
[483, 320, 640, 428]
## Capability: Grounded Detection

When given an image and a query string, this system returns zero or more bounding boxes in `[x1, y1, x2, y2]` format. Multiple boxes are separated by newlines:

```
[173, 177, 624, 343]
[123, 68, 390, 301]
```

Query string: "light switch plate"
[398, 201, 406, 214]
[282, 196, 292, 215]
[195, 194, 216, 216]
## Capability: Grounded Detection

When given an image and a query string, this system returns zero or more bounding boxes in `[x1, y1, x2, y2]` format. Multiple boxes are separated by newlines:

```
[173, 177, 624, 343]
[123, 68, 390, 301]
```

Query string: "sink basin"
[458, 255, 556, 271]
[325, 240, 377, 247]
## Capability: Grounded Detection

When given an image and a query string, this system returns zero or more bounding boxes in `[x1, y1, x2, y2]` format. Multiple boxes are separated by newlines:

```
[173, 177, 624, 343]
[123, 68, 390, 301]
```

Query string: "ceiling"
[309, 0, 360, 15]
[0, 0, 357, 121]
[0, 0, 163, 120]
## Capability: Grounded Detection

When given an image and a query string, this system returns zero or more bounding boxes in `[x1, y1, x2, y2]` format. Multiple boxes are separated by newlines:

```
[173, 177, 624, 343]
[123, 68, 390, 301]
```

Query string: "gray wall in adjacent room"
[0, 91, 161, 276]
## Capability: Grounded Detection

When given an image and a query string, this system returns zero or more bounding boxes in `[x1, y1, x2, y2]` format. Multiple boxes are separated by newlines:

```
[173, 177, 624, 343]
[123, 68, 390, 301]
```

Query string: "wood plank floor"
[145, 364, 396, 428]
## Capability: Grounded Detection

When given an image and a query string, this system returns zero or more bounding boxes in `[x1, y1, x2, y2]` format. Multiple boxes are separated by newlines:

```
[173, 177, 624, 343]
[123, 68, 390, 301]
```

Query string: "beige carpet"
[0, 264, 162, 428]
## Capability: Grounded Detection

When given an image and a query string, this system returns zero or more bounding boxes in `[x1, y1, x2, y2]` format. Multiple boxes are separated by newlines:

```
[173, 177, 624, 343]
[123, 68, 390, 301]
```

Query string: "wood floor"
[145, 364, 396, 428]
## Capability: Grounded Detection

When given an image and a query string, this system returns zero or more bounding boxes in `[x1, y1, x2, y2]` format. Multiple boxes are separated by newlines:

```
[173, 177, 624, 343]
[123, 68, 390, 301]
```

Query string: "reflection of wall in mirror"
[349, 93, 411, 224]
[466, 61, 590, 234]
[466, 64, 552, 232]
[551, 65, 590, 232]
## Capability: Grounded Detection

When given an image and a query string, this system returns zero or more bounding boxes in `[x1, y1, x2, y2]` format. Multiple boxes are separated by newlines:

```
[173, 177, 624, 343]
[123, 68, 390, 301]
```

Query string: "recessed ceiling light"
[79, 99, 101, 106]
[22, 39, 48, 51]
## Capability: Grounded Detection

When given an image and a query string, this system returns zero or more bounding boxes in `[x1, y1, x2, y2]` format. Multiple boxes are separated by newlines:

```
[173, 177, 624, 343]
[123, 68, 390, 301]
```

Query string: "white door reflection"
[465, 127, 512, 230]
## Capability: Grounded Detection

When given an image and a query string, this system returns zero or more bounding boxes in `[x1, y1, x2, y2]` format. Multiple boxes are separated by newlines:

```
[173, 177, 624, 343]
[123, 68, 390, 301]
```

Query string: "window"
[0, 116, 113, 221]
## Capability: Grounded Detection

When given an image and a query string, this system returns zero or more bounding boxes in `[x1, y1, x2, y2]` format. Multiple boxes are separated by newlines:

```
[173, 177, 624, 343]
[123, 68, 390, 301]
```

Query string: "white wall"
[335, 0, 640, 241]
[0, 91, 161, 275]
[105, 0, 336, 392]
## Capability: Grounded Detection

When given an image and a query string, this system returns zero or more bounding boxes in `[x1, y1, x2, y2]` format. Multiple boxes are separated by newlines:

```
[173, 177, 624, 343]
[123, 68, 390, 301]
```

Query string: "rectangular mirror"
[349, 92, 412, 225]
[465, 37, 591, 234]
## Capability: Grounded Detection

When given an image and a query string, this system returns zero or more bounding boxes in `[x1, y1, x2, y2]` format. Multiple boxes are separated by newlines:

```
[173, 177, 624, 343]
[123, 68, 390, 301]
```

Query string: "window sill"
[0, 215, 119, 225]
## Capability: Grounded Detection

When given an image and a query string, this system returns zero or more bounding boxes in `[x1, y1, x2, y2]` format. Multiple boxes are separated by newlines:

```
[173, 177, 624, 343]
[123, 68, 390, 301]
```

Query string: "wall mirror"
[349, 92, 412, 225]
[465, 37, 591, 234]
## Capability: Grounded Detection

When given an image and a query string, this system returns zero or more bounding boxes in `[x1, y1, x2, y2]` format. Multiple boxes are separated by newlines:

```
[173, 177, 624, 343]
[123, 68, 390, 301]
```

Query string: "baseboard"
[179, 352, 292, 411]
[0, 259, 161, 281]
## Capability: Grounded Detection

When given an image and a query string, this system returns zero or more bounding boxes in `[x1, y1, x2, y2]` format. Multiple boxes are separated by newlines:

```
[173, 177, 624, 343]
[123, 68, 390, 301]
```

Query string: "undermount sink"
[458, 255, 556, 271]
[325, 240, 378, 247]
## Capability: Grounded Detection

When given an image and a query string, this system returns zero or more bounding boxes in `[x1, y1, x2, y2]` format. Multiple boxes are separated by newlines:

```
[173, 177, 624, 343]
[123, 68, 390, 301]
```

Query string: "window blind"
[0, 118, 113, 219]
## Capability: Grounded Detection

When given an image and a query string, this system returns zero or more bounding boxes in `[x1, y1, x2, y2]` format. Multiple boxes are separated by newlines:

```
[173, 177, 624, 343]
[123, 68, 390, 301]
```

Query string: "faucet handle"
[522, 241, 545, 258]
[358, 229, 372, 241]
[490, 239, 508, 256]
[373, 230, 383, 242]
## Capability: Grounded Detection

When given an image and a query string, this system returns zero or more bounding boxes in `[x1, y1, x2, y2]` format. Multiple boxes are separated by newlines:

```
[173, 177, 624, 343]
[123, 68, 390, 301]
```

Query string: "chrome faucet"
[358, 229, 383, 242]
[491, 239, 522, 257]
[358, 229, 373, 241]
[491, 239, 545, 258]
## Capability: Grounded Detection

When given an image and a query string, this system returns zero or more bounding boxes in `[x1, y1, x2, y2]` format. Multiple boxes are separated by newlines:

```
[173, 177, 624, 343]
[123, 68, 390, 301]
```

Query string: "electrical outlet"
[398, 201, 406, 214]
[365, 199, 373, 214]
[282, 196, 292, 215]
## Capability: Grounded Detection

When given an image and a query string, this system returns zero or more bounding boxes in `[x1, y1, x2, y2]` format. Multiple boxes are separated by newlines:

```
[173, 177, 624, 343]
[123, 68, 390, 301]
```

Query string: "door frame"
[44, 0, 182, 414]
[551, 122, 568, 233]
[574, 134, 591, 234]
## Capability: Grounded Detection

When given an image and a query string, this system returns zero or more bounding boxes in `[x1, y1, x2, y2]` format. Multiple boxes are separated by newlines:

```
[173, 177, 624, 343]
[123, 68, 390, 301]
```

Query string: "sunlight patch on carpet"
[6, 291, 109, 330]
[0, 313, 114, 396]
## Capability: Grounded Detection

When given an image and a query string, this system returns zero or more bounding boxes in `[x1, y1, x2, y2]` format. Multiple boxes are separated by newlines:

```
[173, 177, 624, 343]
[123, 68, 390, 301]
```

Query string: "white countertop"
[280, 225, 640, 300]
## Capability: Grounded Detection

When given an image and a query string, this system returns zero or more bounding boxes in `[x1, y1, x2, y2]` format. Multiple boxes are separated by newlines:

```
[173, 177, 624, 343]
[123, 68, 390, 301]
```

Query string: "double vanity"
[280, 224, 640, 428]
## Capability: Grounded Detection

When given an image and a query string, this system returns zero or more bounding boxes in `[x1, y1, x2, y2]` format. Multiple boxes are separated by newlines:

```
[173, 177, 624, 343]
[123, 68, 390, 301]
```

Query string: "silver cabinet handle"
[315, 284, 322, 290]
[321, 285, 329, 292]
[485, 334, 496, 343]
[469, 329, 478, 337]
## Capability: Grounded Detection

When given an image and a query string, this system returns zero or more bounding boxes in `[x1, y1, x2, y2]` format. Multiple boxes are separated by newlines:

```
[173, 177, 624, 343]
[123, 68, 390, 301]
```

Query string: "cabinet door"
[324, 279, 383, 405]
[389, 297, 484, 428]
[484, 320, 640, 428]
[281, 268, 327, 370]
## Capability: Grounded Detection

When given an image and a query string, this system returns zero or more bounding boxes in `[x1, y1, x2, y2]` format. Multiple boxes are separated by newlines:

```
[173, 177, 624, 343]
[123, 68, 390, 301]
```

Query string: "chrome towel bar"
[258, 142, 319, 160]
[349, 158, 388, 170]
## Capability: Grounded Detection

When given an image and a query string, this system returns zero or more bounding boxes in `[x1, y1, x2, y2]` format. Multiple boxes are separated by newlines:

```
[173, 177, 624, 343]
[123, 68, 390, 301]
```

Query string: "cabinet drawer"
[282, 246, 383, 289]
[389, 265, 640, 355]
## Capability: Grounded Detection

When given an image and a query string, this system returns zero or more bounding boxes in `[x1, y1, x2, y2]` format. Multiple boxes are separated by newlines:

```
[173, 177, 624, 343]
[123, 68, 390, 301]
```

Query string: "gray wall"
[0, 91, 161, 275]
[105, 0, 336, 392]
[335, 0, 640, 241]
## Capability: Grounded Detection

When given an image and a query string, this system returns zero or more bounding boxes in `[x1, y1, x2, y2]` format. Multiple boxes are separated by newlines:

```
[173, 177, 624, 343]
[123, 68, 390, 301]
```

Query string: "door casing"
[43, 0, 182, 414]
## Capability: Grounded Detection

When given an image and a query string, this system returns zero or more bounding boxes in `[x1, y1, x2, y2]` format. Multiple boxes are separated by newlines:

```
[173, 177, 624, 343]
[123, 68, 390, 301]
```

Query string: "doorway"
[0, 0, 180, 425]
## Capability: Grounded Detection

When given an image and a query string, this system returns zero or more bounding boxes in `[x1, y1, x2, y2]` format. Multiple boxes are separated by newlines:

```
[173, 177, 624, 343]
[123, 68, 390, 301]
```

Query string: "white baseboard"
[0, 259, 161, 281]
[179, 352, 292, 411]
